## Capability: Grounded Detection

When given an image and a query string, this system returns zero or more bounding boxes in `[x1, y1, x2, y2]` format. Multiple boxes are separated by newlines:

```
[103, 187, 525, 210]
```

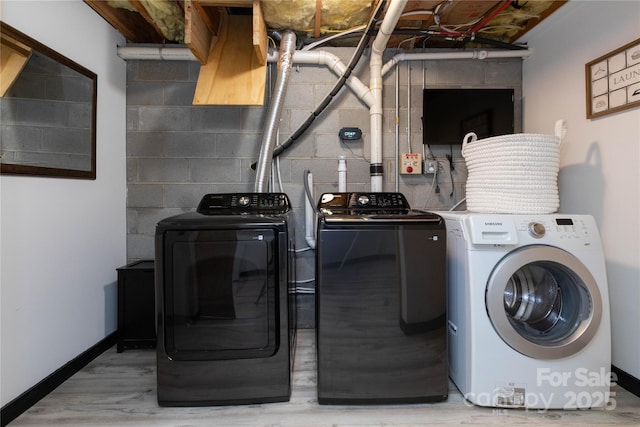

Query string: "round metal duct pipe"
[254, 30, 297, 193]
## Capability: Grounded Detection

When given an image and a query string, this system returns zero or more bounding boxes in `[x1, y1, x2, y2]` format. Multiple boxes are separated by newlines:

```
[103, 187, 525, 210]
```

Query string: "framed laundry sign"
[585, 38, 640, 119]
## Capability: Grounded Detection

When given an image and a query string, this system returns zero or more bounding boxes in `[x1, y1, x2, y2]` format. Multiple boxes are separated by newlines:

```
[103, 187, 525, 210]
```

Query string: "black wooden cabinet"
[117, 260, 156, 352]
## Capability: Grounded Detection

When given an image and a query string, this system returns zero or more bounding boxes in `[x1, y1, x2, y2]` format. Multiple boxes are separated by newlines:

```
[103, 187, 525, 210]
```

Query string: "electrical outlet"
[400, 153, 422, 174]
[424, 160, 438, 175]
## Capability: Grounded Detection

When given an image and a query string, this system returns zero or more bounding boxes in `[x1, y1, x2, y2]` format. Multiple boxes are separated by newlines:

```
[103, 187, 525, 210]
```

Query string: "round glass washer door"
[486, 245, 602, 360]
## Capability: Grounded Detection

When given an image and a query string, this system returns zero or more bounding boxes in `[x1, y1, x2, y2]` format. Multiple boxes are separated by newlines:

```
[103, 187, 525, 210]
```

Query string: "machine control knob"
[238, 195, 251, 207]
[528, 222, 546, 238]
[357, 194, 370, 206]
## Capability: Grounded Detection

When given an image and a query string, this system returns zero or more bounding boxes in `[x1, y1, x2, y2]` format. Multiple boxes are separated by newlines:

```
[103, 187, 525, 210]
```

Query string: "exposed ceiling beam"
[83, 0, 165, 43]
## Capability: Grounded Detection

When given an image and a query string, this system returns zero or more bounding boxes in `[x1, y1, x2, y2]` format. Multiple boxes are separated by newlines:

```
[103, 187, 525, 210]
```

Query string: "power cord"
[446, 151, 455, 198]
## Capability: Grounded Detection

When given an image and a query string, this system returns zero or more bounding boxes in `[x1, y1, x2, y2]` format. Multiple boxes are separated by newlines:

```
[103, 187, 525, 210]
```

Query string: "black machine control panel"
[197, 193, 290, 215]
[318, 192, 410, 214]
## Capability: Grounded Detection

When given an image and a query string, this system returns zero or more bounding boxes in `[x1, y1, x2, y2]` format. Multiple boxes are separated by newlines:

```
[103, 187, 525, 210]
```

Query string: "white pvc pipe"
[116, 45, 197, 61]
[117, 46, 375, 108]
[369, 0, 408, 192]
[338, 156, 347, 192]
[394, 63, 400, 192]
[407, 62, 411, 154]
[290, 51, 375, 108]
[381, 49, 532, 77]
[117, 45, 533, 74]
[304, 172, 316, 250]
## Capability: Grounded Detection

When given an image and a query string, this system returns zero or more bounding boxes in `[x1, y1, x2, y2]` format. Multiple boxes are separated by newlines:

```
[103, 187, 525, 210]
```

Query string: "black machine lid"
[197, 193, 291, 215]
[318, 192, 409, 213]
[317, 192, 442, 222]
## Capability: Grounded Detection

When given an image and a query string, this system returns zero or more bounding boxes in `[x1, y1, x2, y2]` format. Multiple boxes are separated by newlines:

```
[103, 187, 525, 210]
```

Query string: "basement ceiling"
[83, 0, 567, 105]
[85, 0, 567, 56]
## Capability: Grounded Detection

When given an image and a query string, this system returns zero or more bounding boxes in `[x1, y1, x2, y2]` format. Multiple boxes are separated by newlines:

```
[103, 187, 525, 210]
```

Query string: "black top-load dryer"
[155, 193, 296, 406]
[315, 192, 447, 404]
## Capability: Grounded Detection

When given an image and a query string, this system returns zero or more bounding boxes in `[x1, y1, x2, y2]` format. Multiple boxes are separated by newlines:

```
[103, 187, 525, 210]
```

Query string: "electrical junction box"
[400, 153, 422, 174]
[424, 160, 438, 174]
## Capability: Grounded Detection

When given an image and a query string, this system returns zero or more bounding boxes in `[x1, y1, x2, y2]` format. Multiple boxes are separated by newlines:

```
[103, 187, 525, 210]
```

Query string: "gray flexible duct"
[254, 30, 297, 193]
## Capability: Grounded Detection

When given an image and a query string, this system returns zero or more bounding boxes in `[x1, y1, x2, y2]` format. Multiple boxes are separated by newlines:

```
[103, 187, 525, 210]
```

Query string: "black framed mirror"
[1, 22, 97, 179]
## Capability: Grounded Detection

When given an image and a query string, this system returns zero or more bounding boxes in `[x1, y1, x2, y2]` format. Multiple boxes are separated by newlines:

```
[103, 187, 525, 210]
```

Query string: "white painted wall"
[520, 0, 640, 379]
[1, 0, 127, 406]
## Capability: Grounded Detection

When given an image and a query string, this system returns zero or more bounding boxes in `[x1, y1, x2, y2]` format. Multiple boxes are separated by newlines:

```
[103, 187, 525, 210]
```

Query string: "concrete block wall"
[126, 47, 522, 327]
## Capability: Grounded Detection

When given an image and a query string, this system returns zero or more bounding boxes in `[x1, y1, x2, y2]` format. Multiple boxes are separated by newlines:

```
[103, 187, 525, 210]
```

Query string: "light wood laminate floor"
[11, 330, 640, 426]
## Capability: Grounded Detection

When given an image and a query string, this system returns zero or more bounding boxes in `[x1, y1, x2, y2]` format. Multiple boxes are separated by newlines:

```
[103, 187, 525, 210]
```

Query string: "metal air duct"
[254, 30, 296, 193]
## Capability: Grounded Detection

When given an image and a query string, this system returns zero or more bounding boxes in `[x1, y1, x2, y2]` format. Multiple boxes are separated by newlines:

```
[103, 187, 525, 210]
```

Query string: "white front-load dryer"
[437, 212, 611, 410]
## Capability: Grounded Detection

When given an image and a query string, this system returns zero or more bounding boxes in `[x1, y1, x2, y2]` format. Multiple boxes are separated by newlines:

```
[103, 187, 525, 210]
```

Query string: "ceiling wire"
[301, 28, 528, 50]
[466, 0, 514, 36]
[301, 9, 433, 50]
[251, 0, 529, 170]
[302, 25, 367, 51]
[251, 0, 388, 169]
[299, 2, 529, 51]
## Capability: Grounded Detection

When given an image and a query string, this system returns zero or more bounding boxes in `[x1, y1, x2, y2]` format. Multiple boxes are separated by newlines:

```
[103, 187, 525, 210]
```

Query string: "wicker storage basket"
[462, 122, 565, 214]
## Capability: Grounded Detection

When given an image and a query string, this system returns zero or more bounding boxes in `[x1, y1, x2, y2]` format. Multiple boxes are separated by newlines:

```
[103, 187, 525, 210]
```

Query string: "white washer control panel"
[461, 214, 599, 249]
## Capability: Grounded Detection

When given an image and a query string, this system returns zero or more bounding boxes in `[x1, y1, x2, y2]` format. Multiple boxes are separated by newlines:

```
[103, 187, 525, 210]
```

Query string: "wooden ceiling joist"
[252, 0, 268, 66]
[190, 0, 222, 36]
[314, 0, 322, 38]
[185, 0, 221, 64]
[185, 0, 268, 67]
[83, 0, 165, 43]
[127, 0, 167, 38]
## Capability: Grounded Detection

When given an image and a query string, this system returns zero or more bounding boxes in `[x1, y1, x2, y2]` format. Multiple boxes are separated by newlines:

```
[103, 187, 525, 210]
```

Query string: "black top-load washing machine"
[315, 192, 447, 404]
[155, 193, 296, 406]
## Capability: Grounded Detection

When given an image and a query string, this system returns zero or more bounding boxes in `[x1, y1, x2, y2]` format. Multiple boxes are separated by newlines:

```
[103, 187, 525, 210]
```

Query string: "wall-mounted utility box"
[424, 160, 438, 174]
[400, 153, 422, 174]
